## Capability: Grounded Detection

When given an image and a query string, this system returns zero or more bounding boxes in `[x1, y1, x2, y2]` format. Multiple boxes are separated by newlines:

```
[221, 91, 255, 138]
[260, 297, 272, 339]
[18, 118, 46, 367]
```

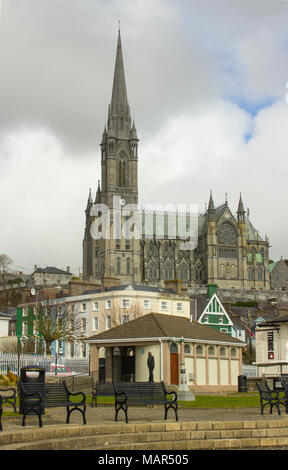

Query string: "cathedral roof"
[245, 217, 263, 241]
[83, 284, 178, 295]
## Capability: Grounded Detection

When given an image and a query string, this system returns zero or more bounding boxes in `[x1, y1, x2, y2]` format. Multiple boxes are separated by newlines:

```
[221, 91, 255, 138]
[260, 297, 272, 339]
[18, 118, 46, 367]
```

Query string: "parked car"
[50, 364, 75, 376]
[36, 361, 51, 372]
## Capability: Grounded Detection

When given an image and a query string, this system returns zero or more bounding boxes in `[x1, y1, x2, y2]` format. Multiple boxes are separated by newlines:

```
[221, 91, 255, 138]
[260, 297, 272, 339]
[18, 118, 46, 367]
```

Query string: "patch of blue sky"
[230, 96, 277, 117]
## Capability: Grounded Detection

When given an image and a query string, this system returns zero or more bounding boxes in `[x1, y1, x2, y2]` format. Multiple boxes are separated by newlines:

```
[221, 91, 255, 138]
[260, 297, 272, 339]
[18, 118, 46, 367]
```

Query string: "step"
[2, 419, 288, 450]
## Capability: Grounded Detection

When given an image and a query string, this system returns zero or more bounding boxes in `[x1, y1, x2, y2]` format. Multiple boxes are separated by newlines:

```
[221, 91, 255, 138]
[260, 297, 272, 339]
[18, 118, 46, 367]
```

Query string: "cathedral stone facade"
[83, 31, 270, 290]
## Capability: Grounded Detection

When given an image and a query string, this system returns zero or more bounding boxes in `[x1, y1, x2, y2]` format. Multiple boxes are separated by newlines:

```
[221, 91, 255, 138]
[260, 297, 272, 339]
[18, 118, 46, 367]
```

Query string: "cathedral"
[83, 31, 270, 290]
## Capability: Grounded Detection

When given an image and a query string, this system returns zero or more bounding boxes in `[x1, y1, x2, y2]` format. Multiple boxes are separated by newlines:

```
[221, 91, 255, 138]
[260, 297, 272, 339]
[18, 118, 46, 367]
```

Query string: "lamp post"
[178, 336, 189, 392]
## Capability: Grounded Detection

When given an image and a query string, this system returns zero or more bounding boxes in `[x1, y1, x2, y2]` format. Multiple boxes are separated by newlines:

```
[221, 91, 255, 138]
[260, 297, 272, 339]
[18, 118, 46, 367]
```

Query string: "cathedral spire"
[95, 180, 101, 203]
[207, 190, 215, 221]
[111, 29, 129, 108]
[107, 29, 132, 139]
[85, 188, 93, 218]
[237, 193, 245, 222]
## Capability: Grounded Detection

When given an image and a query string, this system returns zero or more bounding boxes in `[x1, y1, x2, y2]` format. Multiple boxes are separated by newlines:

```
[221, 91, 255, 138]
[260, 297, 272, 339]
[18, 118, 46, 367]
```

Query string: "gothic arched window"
[179, 263, 188, 283]
[117, 151, 128, 187]
[217, 222, 237, 246]
[164, 261, 173, 280]
[148, 262, 157, 281]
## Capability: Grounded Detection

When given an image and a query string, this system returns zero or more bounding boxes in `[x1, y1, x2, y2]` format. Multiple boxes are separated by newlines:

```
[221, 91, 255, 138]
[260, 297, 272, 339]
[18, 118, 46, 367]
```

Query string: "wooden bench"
[18, 380, 86, 427]
[113, 381, 178, 423]
[0, 395, 2, 432]
[256, 380, 287, 415]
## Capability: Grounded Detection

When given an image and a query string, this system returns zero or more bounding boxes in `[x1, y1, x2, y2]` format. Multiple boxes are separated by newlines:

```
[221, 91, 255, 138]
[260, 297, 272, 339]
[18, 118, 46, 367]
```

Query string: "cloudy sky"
[0, 0, 288, 276]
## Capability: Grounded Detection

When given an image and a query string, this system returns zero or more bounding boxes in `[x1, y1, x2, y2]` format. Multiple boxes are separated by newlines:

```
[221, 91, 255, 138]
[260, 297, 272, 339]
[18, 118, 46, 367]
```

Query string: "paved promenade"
[1, 404, 286, 432]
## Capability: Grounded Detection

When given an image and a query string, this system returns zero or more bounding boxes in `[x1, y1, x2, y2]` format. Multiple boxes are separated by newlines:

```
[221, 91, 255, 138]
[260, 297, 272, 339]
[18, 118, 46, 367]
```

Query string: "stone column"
[178, 337, 189, 392]
[105, 347, 113, 382]
[89, 344, 99, 383]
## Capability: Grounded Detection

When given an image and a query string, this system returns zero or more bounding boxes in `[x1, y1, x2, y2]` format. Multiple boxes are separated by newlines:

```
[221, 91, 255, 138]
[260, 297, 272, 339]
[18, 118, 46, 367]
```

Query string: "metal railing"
[0, 353, 89, 376]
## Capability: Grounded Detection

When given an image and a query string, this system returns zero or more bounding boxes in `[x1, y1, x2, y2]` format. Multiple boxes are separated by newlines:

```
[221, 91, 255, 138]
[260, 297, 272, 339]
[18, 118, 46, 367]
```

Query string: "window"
[118, 158, 127, 187]
[170, 343, 178, 353]
[106, 315, 111, 330]
[208, 346, 216, 356]
[106, 300, 112, 309]
[231, 347, 238, 358]
[176, 302, 183, 312]
[184, 344, 191, 354]
[220, 347, 227, 357]
[248, 268, 254, 281]
[148, 262, 157, 281]
[81, 318, 87, 333]
[121, 314, 130, 324]
[126, 258, 130, 275]
[219, 316, 223, 324]
[93, 317, 99, 332]
[179, 265, 188, 282]
[22, 321, 28, 336]
[116, 257, 121, 274]
[196, 345, 204, 356]
[220, 328, 228, 334]
[161, 301, 168, 311]
[81, 303, 87, 312]
[143, 300, 151, 310]
[23, 307, 28, 317]
[218, 247, 236, 258]
[93, 301, 99, 311]
[121, 298, 131, 309]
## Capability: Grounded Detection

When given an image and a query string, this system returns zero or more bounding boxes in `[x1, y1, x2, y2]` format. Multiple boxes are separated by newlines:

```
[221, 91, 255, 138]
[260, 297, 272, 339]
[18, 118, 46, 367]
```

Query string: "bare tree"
[0, 254, 13, 300]
[0, 336, 18, 354]
[110, 303, 142, 328]
[32, 299, 82, 356]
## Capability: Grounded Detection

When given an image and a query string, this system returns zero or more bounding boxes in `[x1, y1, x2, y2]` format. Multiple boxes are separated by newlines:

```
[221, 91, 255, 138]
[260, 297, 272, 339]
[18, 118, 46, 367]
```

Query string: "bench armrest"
[62, 380, 86, 403]
[67, 390, 86, 403]
[161, 382, 178, 401]
[165, 390, 178, 401]
[115, 391, 127, 402]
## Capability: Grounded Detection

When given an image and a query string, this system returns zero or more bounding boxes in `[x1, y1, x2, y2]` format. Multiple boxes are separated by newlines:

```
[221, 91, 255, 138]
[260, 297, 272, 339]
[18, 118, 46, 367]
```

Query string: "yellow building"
[87, 313, 245, 392]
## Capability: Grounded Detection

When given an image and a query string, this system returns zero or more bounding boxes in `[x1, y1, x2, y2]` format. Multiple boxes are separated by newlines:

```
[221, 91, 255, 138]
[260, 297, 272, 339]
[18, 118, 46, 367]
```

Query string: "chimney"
[34, 265, 38, 272]
[101, 277, 121, 292]
[66, 266, 70, 273]
[164, 279, 181, 295]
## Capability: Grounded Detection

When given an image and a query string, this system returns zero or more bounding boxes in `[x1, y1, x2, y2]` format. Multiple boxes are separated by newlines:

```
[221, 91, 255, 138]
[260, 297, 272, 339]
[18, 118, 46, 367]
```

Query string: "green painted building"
[198, 291, 233, 336]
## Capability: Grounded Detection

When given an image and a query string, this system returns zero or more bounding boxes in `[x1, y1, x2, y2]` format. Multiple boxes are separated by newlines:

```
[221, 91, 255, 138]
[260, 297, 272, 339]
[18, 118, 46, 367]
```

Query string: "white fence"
[0, 353, 89, 375]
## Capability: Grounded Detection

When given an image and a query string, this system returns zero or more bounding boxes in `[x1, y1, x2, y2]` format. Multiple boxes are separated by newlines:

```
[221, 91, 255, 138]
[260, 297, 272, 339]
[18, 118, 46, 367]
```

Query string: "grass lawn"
[89, 393, 261, 408]
[1, 393, 262, 417]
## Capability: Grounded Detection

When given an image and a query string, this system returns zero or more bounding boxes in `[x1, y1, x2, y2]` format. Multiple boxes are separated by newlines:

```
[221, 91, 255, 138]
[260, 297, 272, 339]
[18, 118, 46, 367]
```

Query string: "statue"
[147, 351, 155, 383]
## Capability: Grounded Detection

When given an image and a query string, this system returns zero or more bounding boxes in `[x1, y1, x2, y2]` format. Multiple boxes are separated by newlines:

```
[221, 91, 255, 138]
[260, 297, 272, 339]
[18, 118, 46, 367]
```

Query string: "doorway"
[170, 343, 179, 385]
